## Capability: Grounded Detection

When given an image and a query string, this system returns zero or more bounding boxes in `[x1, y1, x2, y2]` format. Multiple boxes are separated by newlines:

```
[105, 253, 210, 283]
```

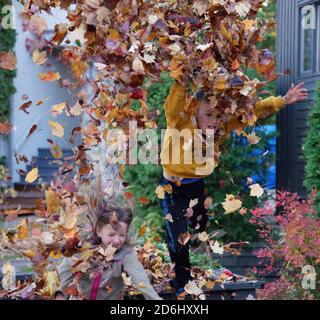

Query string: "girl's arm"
[54, 258, 74, 299]
[123, 251, 163, 300]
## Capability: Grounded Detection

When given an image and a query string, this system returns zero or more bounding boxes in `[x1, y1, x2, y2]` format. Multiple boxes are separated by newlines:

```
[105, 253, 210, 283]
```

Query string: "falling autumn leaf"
[26, 124, 37, 139]
[139, 223, 147, 237]
[222, 194, 242, 214]
[48, 120, 64, 138]
[0, 51, 16, 70]
[39, 71, 61, 82]
[198, 231, 209, 242]
[249, 183, 264, 198]
[155, 185, 165, 199]
[32, 49, 48, 65]
[45, 189, 60, 214]
[19, 101, 32, 114]
[25, 167, 39, 184]
[0, 121, 12, 135]
[17, 219, 29, 240]
[210, 240, 224, 255]
[51, 102, 66, 117]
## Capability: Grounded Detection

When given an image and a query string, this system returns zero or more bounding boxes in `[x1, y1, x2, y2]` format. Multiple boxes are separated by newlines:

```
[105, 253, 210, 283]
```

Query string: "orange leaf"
[17, 219, 29, 240]
[231, 58, 240, 70]
[0, 51, 16, 70]
[0, 121, 12, 135]
[139, 197, 151, 205]
[39, 71, 61, 82]
[139, 224, 147, 237]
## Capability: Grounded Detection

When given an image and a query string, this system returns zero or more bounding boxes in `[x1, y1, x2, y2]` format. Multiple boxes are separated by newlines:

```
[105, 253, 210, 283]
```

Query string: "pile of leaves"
[249, 190, 320, 300]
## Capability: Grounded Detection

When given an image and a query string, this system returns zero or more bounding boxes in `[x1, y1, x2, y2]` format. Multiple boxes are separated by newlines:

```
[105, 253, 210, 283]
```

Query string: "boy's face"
[196, 100, 216, 132]
[97, 222, 128, 249]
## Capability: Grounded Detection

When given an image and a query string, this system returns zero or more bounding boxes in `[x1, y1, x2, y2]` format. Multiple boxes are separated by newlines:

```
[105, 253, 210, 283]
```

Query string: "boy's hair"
[195, 89, 210, 103]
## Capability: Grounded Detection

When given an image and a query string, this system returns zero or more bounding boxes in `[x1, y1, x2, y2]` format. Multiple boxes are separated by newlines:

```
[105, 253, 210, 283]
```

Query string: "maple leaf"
[210, 240, 224, 255]
[32, 49, 48, 65]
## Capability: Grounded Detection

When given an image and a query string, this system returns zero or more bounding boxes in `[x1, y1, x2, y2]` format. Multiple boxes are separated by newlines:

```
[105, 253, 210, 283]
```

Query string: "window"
[299, 4, 317, 74]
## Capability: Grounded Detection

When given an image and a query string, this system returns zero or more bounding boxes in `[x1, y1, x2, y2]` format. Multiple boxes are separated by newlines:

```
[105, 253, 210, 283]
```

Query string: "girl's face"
[97, 222, 128, 249]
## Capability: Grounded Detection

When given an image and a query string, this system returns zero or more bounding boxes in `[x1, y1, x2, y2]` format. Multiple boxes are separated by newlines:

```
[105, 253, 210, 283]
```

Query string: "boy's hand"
[282, 82, 309, 105]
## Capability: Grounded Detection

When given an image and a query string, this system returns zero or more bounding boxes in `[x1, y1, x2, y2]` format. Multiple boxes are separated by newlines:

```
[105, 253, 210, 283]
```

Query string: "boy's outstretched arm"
[163, 79, 187, 128]
[225, 82, 309, 133]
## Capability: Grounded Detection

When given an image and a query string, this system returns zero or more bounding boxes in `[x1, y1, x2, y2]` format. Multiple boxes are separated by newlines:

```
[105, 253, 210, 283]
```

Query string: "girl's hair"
[89, 196, 136, 245]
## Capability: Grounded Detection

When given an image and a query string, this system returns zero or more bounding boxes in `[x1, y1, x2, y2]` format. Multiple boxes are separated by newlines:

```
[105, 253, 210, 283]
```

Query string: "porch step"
[19, 148, 74, 184]
[38, 148, 74, 158]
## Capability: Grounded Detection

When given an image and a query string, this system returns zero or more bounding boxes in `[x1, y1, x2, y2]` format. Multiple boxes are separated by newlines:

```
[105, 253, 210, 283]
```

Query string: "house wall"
[9, 1, 81, 183]
[276, 0, 320, 197]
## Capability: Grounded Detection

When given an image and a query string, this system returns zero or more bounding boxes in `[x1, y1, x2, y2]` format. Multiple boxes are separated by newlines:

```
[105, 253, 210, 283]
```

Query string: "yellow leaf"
[222, 194, 242, 214]
[39, 71, 61, 82]
[51, 102, 66, 117]
[155, 185, 165, 199]
[45, 189, 60, 214]
[32, 49, 47, 65]
[25, 167, 39, 183]
[49, 120, 64, 138]
[42, 271, 60, 297]
[132, 56, 145, 73]
[249, 183, 264, 198]
[17, 218, 28, 240]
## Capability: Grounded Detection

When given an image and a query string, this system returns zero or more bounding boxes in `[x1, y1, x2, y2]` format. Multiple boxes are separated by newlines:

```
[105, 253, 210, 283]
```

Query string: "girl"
[55, 197, 162, 300]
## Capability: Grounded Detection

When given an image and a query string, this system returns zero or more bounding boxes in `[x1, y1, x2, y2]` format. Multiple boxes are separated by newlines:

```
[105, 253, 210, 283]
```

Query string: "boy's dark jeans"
[159, 177, 208, 289]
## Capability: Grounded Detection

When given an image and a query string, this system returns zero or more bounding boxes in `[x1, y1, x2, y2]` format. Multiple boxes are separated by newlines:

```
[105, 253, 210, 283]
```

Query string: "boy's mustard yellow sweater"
[160, 80, 285, 179]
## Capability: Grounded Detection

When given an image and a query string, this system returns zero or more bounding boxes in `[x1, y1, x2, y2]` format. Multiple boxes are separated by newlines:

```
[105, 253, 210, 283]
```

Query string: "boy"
[159, 76, 308, 295]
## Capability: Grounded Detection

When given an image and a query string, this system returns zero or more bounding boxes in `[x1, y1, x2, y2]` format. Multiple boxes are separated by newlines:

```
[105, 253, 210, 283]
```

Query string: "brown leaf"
[26, 124, 37, 139]
[19, 101, 32, 114]
[0, 121, 12, 135]
[0, 51, 16, 70]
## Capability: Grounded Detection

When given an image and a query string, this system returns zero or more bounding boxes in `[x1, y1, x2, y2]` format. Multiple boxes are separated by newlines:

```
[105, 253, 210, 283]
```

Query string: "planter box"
[2, 273, 263, 300]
